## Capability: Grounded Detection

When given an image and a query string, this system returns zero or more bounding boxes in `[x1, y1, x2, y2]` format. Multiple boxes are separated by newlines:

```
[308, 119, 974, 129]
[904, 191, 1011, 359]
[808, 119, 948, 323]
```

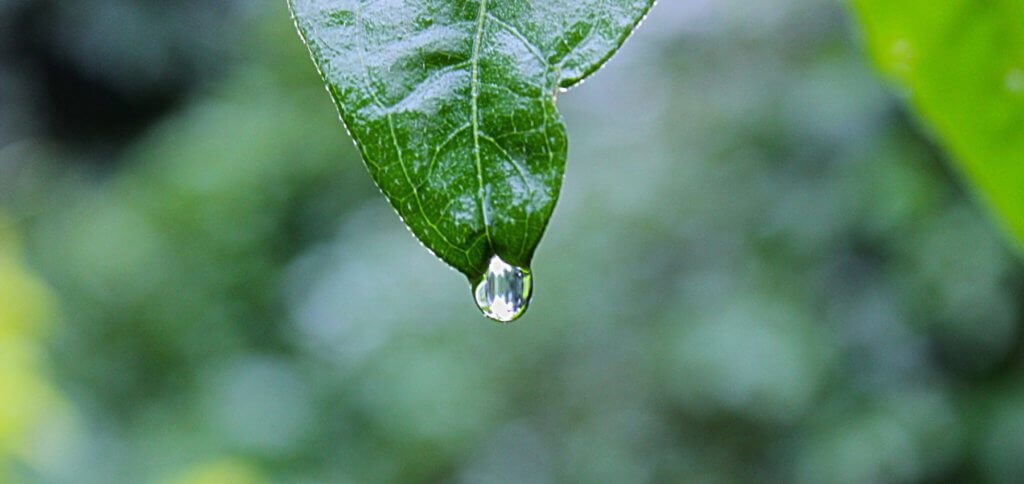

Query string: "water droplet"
[473, 255, 533, 323]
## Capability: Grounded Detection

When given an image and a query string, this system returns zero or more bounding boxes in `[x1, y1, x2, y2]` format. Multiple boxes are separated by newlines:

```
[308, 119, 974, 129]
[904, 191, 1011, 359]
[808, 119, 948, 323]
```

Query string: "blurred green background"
[2, 0, 1024, 482]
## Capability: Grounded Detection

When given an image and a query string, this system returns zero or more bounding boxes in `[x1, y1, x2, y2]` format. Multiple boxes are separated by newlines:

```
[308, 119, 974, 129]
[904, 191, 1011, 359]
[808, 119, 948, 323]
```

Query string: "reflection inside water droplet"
[474, 255, 533, 323]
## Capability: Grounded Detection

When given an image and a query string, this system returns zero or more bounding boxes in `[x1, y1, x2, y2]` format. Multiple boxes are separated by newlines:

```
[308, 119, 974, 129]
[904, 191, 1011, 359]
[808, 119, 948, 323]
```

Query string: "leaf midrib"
[471, 0, 493, 254]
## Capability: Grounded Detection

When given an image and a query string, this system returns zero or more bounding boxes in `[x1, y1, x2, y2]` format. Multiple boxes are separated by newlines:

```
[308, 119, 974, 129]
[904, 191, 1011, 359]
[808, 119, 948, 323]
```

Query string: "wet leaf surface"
[290, 0, 654, 279]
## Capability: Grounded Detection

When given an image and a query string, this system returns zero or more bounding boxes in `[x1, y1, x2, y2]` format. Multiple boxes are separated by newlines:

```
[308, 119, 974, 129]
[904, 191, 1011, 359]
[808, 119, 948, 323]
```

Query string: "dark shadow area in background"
[0, 1, 243, 164]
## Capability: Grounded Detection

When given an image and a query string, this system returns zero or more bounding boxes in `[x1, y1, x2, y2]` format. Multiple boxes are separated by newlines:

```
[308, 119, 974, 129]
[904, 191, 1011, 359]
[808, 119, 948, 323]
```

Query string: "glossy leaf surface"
[851, 0, 1024, 253]
[290, 0, 653, 279]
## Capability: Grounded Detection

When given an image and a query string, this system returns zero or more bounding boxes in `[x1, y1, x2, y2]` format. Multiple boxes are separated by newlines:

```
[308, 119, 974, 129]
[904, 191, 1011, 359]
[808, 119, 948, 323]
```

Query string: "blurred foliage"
[0, 0, 1023, 482]
[0, 212, 64, 480]
[163, 459, 263, 484]
[851, 0, 1024, 253]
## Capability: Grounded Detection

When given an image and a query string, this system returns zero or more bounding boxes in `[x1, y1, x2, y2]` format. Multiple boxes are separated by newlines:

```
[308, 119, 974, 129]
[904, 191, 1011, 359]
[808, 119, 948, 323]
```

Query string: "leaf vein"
[355, 3, 472, 261]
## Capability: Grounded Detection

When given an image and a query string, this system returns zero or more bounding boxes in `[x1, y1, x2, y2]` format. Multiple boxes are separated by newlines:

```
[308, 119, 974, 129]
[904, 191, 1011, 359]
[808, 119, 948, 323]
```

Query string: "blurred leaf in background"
[163, 458, 262, 484]
[851, 0, 1024, 253]
[0, 212, 66, 480]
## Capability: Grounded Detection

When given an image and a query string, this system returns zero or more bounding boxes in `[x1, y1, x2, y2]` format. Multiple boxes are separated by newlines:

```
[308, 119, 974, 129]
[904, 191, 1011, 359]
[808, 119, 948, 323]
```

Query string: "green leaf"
[289, 0, 653, 280]
[850, 0, 1024, 253]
